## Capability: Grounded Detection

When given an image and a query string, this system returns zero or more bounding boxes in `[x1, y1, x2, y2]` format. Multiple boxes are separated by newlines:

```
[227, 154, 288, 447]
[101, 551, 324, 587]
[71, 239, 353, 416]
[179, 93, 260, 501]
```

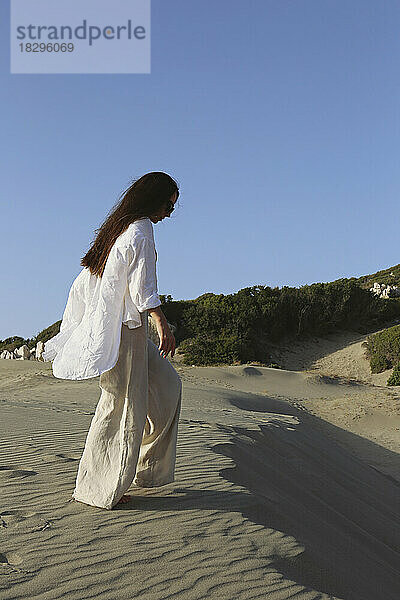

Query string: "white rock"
[35, 341, 45, 361]
[15, 345, 30, 360]
[370, 281, 400, 299]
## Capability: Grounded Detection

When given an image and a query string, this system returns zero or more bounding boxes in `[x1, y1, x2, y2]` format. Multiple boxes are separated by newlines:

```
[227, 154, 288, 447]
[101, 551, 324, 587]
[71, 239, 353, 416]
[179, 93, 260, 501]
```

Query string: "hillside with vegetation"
[354, 263, 400, 290]
[2, 268, 400, 370]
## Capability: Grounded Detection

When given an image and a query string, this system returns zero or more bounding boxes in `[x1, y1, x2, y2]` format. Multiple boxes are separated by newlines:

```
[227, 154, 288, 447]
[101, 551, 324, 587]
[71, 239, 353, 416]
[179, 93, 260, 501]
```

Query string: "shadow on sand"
[210, 394, 400, 600]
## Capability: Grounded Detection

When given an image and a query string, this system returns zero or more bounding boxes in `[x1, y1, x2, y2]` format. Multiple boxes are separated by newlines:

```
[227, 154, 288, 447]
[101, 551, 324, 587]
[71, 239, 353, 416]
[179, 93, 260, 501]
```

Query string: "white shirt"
[43, 218, 161, 380]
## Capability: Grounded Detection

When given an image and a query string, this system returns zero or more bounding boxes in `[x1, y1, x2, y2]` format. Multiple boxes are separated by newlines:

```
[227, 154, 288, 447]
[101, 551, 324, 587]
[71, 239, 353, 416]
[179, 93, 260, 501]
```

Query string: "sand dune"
[0, 338, 399, 599]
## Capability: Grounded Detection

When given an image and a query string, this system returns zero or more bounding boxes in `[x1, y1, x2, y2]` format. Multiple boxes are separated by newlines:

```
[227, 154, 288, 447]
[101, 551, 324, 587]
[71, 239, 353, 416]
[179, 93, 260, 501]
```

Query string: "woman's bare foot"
[117, 494, 131, 505]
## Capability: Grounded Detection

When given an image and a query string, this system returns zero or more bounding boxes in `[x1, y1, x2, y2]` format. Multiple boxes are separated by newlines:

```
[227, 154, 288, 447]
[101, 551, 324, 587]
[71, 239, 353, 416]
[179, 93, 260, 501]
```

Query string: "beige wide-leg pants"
[72, 310, 182, 510]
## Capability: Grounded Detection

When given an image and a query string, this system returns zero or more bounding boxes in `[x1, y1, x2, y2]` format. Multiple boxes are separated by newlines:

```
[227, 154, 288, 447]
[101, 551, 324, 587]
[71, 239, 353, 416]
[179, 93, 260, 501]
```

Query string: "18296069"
[19, 42, 75, 52]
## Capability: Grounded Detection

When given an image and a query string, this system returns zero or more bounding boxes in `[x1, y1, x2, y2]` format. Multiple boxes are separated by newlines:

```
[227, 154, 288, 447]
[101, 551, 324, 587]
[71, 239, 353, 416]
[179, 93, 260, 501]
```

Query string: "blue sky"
[1, 0, 399, 340]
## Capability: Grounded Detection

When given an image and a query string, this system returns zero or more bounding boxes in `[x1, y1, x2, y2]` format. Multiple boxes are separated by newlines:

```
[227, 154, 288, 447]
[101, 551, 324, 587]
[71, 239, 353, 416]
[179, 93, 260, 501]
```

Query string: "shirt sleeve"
[42, 274, 86, 361]
[127, 235, 161, 313]
[59, 282, 85, 333]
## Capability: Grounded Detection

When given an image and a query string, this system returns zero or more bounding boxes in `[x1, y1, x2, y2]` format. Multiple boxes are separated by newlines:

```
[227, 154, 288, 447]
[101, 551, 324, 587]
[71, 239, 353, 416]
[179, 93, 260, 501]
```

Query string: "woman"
[43, 172, 182, 510]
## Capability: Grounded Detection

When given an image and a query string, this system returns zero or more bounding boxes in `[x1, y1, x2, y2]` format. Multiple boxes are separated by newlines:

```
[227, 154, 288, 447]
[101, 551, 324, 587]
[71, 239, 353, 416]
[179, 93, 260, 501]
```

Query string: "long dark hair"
[81, 172, 179, 277]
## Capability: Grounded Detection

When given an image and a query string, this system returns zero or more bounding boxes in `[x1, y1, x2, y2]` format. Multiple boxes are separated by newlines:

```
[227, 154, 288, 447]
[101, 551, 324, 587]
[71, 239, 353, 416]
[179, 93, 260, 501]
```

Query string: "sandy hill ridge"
[267, 326, 395, 386]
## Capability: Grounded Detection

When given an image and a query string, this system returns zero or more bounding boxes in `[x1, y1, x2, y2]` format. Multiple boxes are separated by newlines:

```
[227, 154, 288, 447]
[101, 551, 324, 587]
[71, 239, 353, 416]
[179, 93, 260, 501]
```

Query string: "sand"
[0, 329, 399, 600]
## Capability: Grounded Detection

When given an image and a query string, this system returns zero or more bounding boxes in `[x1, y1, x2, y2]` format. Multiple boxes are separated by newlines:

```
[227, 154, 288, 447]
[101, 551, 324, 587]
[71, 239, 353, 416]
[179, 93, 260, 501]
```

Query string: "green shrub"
[178, 331, 264, 366]
[363, 325, 400, 373]
[369, 354, 392, 374]
[387, 362, 400, 386]
[174, 281, 400, 365]
[35, 321, 62, 344]
[0, 336, 26, 353]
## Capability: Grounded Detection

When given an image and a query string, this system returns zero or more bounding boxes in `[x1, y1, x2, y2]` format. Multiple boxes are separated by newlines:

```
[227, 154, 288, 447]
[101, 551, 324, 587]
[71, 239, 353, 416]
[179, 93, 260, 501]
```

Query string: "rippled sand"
[0, 349, 399, 600]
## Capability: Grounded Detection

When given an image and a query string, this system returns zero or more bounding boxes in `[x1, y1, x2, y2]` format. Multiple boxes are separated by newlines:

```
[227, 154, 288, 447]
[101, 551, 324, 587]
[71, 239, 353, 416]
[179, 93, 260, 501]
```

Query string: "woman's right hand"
[148, 307, 176, 358]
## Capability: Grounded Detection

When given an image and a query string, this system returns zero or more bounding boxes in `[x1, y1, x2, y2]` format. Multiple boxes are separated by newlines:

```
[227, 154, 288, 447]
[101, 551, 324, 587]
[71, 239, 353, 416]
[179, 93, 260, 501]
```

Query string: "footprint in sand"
[0, 466, 37, 478]
[54, 453, 81, 462]
[242, 366, 263, 376]
[0, 510, 51, 532]
[39, 452, 81, 463]
[14, 445, 81, 463]
[0, 551, 23, 566]
[187, 419, 215, 429]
